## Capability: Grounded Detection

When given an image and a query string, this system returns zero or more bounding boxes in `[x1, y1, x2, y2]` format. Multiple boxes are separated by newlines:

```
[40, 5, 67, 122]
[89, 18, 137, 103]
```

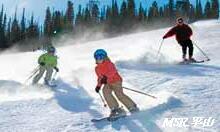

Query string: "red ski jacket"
[163, 24, 193, 43]
[95, 60, 122, 87]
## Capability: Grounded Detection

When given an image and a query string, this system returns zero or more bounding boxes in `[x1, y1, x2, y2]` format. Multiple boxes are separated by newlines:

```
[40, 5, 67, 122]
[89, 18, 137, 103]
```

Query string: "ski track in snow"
[0, 20, 219, 132]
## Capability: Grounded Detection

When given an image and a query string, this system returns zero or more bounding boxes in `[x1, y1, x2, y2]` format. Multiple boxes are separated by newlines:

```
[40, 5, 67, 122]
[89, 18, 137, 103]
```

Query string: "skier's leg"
[44, 67, 53, 84]
[188, 40, 194, 59]
[102, 84, 119, 110]
[180, 42, 187, 60]
[32, 66, 45, 84]
[112, 82, 137, 111]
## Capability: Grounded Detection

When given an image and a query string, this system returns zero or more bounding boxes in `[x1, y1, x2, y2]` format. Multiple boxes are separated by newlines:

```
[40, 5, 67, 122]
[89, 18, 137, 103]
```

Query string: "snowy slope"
[0, 20, 219, 132]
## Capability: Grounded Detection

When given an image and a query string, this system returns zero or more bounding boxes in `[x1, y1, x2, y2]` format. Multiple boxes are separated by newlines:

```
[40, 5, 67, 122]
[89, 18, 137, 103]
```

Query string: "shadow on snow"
[52, 79, 102, 118]
[93, 96, 183, 132]
[116, 60, 220, 77]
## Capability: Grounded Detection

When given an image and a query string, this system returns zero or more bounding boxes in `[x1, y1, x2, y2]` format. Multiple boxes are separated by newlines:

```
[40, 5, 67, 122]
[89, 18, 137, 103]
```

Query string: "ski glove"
[54, 67, 59, 72]
[95, 86, 101, 93]
[39, 62, 45, 66]
[100, 76, 107, 84]
[163, 36, 166, 39]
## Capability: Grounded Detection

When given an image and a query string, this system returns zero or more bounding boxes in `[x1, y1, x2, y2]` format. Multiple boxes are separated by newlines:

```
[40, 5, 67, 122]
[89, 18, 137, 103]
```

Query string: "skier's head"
[176, 17, 184, 25]
[47, 46, 56, 54]
[94, 49, 108, 64]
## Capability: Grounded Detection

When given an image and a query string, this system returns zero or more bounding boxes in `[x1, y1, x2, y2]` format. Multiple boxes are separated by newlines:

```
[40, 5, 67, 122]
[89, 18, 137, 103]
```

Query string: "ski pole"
[25, 66, 40, 83]
[156, 39, 164, 59]
[192, 41, 210, 61]
[123, 87, 157, 99]
[52, 71, 58, 81]
[98, 93, 107, 107]
[29, 66, 40, 77]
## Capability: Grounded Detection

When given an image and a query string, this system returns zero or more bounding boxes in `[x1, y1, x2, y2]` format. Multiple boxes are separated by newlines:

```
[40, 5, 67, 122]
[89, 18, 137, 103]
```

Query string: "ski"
[91, 114, 126, 122]
[91, 109, 141, 123]
[178, 59, 207, 65]
[91, 117, 109, 122]
[45, 84, 57, 88]
[32, 83, 57, 88]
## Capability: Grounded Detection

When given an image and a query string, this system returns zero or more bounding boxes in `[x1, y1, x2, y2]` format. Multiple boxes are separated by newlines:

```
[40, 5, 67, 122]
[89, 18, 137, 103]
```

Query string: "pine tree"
[75, 5, 85, 34]
[75, 5, 83, 26]
[105, 6, 111, 25]
[159, 7, 164, 18]
[52, 11, 62, 34]
[119, 0, 128, 30]
[176, 0, 191, 19]
[44, 7, 52, 36]
[148, 1, 159, 22]
[84, 7, 91, 28]
[11, 10, 21, 44]
[103, 5, 112, 34]
[168, 0, 174, 21]
[27, 14, 39, 39]
[196, 0, 203, 19]
[100, 7, 106, 22]
[110, 0, 120, 31]
[127, 0, 135, 18]
[211, 0, 219, 18]
[6, 18, 11, 47]
[3, 14, 7, 43]
[23, 14, 40, 50]
[127, 0, 136, 26]
[65, 1, 74, 31]
[112, 0, 119, 18]
[0, 13, 7, 48]
[184, 0, 191, 17]
[91, 3, 100, 25]
[205, 1, 212, 19]
[120, 1, 127, 19]
[138, 3, 145, 22]
[0, 5, 4, 48]
[163, 5, 169, 19]
[20, 8, 26, 41]
[189, 4, 196, 22]
[0, 5, 3, 28]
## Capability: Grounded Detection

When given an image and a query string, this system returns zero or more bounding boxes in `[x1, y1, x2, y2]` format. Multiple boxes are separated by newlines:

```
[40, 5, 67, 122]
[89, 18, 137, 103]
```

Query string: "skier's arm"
[52, 56, 59, 72]
[188, 25, 193, 36]
[163, 27, 176, 39]
[51, 56, 58, 67]
[38, 54, 46, 65]
[95, 67, 103, 87]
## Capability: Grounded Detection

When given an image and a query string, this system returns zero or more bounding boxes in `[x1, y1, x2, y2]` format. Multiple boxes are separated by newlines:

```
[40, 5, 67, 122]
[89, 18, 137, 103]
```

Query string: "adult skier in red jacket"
[94, 49, 139, 119]
[163, 17, 196, 62]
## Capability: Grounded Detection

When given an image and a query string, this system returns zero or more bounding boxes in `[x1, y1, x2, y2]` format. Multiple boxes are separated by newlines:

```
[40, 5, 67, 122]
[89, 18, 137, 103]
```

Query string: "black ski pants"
[179, 39, 194, 58]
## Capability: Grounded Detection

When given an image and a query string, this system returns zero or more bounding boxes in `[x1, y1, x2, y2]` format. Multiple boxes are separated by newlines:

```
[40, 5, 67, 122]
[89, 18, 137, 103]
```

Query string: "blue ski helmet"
[94, 49, 107, 60]
[48, 46, 56, 53]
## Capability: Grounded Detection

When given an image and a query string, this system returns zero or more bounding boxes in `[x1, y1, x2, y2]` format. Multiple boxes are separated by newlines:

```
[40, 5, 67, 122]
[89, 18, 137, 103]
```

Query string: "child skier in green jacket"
[32, 46, 59, 85]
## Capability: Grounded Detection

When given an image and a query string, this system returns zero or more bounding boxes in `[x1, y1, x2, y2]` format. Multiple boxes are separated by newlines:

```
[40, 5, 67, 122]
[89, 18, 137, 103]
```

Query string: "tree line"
[0, 0, 219, 51]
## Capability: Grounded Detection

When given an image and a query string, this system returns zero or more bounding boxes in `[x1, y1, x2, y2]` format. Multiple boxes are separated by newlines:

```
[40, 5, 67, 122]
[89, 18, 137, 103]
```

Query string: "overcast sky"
[0, 0, 209, 25]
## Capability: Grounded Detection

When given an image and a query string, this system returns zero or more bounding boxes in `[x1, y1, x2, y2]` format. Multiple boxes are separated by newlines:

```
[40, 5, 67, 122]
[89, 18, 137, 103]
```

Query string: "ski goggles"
[94, 55, 105, 60]
[177, 20, 183, 24]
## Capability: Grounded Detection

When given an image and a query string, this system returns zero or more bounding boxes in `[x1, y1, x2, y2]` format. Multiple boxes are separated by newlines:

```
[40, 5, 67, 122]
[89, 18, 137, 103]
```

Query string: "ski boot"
[44, 79, 56, 87]
[44, 79, 50, 86]
[183, 55, 188, 62]
[108, 107, 126, 121]
[179, 55, 188, 64]
[188, 57, 197, 63]
[128, 105, 140, 113]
